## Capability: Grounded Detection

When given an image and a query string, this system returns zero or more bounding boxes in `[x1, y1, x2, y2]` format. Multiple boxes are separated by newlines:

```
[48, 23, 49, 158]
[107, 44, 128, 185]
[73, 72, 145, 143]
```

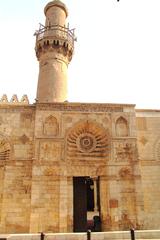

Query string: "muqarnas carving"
[116, 116, 128, 137]
[43, 115, 59, 136]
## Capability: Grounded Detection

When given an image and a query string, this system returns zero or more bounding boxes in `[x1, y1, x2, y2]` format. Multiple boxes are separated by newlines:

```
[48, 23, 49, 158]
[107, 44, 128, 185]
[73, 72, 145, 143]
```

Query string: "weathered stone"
[0, 0, 160, 234]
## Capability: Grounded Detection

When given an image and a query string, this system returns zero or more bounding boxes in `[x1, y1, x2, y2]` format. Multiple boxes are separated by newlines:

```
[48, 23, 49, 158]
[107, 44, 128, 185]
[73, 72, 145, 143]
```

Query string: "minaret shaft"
[36, 56, 68, 102]
[35, 0, 75, 103]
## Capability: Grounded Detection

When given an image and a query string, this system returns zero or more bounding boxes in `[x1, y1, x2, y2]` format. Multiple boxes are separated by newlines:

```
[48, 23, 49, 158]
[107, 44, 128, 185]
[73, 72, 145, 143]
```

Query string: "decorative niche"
[116, 117, 128, 137]
[43, 115, 59, 137]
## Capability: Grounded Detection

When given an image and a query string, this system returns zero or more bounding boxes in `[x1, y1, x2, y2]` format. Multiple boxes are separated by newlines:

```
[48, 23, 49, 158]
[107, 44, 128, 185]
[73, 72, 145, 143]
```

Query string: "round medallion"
[76, 133, 96, 153]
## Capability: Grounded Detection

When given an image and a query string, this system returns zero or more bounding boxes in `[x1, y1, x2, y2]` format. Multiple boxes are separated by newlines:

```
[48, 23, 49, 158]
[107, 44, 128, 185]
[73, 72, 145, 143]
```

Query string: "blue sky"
[0, 0, 160, 109]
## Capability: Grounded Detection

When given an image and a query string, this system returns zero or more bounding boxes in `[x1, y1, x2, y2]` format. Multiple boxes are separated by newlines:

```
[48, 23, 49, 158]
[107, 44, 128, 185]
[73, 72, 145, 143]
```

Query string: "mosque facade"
[0, 0, 159, 234]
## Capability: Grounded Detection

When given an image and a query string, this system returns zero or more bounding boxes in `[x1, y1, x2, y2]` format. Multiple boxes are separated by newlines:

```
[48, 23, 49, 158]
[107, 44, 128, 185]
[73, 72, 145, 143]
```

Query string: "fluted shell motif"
[0, 138, 10, 161]
[67, 121, 109, 161]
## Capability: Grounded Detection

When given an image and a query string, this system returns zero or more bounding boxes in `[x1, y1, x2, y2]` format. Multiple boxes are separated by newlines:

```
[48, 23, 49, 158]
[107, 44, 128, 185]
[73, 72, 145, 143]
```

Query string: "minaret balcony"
[35, 24, 75, 49]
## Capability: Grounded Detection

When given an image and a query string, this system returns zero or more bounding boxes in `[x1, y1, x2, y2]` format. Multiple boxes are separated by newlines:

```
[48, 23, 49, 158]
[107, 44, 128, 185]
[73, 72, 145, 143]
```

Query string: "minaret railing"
[35, 24, 76, 45]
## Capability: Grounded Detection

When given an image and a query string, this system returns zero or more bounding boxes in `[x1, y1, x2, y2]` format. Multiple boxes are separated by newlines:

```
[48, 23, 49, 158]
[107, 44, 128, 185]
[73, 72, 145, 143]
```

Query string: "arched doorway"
[66, 120, 110, 232]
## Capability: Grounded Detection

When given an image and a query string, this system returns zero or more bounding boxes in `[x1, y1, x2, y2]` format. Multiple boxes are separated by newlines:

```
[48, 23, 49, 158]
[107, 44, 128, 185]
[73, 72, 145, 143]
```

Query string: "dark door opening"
[73, 177, 87, 232]
[86, 178, 94, 211]
[73, 177, 100, 232]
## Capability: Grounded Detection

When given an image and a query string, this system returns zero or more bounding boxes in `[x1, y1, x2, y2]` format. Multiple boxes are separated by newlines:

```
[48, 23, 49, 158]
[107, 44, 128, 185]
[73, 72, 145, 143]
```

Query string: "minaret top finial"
[44, 0, 68, 17]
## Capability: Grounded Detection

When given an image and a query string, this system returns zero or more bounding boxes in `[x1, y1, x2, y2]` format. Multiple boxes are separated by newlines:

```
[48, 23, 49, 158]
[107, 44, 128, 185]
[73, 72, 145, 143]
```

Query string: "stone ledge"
[2, 230, 160, 240]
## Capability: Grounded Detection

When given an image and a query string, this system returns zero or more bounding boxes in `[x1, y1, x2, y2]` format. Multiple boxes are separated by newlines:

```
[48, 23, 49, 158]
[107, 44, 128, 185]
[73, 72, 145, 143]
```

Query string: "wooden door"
[73, 177, 87, 232]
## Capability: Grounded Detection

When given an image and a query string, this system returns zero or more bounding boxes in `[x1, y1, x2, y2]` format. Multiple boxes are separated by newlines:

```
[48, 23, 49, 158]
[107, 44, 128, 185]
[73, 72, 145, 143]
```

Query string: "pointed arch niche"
[116, 117, 129, 137]
[43, 115, 59, 136]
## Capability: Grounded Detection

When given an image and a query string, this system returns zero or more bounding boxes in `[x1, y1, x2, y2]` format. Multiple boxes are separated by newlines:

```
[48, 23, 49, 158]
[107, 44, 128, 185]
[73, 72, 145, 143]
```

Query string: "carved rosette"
[67, 121, 109, 161]
[76, 133, 97, 153]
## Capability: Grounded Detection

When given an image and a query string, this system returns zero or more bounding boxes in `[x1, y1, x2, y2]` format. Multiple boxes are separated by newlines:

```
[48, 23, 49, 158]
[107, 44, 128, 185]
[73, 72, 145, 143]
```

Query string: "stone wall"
[136, 110, 160, 229]
[30, 103, 142, 232]
[0, 102, 158, 233]
[0, 105, 35, 233]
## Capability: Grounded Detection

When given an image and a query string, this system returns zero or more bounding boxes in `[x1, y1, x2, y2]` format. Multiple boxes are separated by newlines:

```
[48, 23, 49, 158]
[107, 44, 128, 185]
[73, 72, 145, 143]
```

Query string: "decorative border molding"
[36, 102, 135, 112]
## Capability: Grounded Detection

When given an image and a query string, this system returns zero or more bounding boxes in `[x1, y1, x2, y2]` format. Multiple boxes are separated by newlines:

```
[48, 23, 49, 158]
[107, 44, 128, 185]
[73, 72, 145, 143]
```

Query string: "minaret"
[35, 0, 75, 103]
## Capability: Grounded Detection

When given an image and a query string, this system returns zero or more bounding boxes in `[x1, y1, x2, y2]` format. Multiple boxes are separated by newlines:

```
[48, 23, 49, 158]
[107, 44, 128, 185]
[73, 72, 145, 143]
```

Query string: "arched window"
[116, 117, 128, 137]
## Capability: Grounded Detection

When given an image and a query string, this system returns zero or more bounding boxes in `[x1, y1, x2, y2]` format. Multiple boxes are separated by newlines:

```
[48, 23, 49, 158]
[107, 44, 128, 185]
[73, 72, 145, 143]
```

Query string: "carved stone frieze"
[36, 102, 133, 112]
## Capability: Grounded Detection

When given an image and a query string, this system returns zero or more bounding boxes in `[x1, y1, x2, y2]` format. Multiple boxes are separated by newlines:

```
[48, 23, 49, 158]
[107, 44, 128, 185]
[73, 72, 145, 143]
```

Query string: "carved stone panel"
[114, 140, 138, 162]
[39, 141, 61, 161]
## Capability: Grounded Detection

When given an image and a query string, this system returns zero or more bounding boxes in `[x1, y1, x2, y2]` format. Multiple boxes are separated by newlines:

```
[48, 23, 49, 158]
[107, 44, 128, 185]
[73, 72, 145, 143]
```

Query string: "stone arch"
[0, 136, 11, 161]
[0, 135, 11, 225]
[116, 116, 128, 137]
[43, 115, 59, 136]
[66, 120, 110, 162]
